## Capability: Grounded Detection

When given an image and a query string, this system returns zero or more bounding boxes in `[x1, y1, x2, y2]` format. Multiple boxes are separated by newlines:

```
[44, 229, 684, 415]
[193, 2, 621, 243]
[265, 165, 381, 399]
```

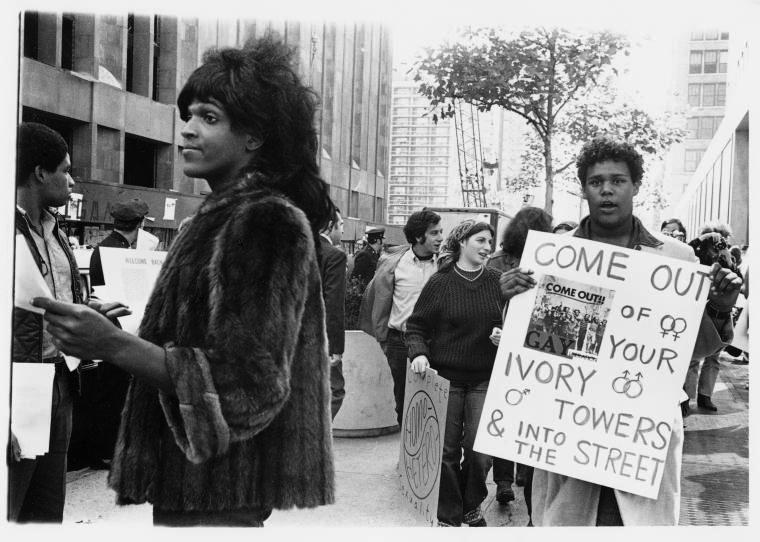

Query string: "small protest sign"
[97, 248, 168, 334]
[474, 231, 711, 498]
[398, 365, 449, 526]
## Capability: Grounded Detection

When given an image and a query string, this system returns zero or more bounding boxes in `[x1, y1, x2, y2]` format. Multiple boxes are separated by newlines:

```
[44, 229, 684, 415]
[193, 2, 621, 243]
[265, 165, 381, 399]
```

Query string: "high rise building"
[387, 77, 455, 225]
[664, 29, 730, 203]
[18, 13, 394, 246]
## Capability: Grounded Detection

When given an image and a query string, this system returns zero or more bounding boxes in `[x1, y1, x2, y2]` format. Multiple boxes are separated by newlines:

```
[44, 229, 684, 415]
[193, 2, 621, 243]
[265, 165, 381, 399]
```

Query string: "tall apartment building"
[18, 13, 394, 246]
[664, 29, 730, 202]
[387, 78, 454, 225]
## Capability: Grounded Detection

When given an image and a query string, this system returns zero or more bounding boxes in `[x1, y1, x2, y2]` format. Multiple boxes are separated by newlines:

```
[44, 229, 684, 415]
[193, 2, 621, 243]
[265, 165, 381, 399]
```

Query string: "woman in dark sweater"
[406, 220, 504, 527]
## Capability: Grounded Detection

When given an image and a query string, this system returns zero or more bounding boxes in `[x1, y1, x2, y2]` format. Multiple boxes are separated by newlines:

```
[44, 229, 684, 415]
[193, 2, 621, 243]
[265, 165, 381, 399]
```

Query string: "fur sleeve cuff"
[158, 344, 231, 464]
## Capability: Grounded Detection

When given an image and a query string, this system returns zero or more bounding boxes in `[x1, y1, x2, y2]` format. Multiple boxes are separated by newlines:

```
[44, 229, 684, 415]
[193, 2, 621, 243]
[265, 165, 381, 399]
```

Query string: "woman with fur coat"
[34, 35, 335, 526]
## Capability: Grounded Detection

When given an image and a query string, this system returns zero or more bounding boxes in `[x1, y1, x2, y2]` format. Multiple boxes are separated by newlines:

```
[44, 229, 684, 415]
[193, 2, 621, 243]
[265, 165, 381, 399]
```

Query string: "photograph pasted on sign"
[474, 231, 712, 499]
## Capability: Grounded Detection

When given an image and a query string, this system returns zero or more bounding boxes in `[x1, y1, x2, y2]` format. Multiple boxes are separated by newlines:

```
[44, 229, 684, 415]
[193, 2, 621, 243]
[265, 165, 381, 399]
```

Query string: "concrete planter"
[333, 330, 400, 437]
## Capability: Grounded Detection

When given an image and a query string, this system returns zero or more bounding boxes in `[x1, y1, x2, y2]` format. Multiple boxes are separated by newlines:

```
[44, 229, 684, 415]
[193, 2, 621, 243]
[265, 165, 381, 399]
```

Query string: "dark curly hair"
[501, 206, 553, 258]
[177, 33, 334, 234]
[576, 136, 644, 186]
[438, 220, 495, 272]
[17, 122, 68, 187]
[403, 210, 441, 245]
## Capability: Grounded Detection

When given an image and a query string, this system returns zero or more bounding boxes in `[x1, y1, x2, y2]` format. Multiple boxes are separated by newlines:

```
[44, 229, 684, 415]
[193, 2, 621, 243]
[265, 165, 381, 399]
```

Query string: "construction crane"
[453, 99, 487, 207]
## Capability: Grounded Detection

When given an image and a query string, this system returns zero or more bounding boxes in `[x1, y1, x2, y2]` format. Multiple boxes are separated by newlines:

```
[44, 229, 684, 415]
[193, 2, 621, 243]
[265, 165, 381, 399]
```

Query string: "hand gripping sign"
[474, 231, 711, 498]
[398, 365, 449, 526]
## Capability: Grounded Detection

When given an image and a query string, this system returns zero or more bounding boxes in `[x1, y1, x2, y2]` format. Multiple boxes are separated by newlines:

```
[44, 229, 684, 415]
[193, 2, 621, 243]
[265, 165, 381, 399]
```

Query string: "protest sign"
[14, 235, 52, 314]
[11, 363, 55, 458]
[398, 365, 449, 526]
[730, 293, 748, 352]
[97, 247, 167, 334]
[474, 231, 711, 498]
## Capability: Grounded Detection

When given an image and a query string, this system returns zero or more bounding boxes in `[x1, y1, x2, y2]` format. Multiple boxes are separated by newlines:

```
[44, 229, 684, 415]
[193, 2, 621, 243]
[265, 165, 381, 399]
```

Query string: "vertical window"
[686, 118, 699, 139]
[689, 51, 703, 73]
[690, 31, 704, 40]
[62, 14, 74, 70]
[698, 117, 713, 139]
[688, 84, 701, 106]
[705, 30, 719, 40]
[685, 149, 704, 172]
[716, 83, 726, 106]
[718, 50, 728, 73]
[126, 15, 135, 93]
[702, 83, 716, 106]
[703, 50, 718, 73]
[720, 31, 729, 40]
[152, 16, 161, 100]
[23, 11, 40, 60]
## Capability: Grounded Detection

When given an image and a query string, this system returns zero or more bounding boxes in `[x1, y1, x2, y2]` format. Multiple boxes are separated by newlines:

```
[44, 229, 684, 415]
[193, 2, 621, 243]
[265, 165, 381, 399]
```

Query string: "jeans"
[684, 353, 720, 399]
[382, 329, 408, 427]
[438, 380, 493, 526]
[330, 359, 346, 421]
[8, 364, 73, 523]
[492, 458, 515, 484]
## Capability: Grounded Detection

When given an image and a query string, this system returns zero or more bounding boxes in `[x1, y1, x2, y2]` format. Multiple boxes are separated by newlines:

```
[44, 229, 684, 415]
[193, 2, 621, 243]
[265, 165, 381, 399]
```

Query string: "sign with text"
[97, 248, 167, 334]
[474, 231, 710, 498]
[398, 366, 449, 526]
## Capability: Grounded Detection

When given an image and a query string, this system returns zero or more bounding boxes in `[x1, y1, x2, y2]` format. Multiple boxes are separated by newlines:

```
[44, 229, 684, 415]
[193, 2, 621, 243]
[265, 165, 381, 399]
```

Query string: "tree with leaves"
[414, 27, 683, 215]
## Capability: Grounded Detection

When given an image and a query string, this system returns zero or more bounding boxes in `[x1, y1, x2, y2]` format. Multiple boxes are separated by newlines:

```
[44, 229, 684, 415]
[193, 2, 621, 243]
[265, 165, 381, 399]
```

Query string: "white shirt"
[388, 249, 438, 332]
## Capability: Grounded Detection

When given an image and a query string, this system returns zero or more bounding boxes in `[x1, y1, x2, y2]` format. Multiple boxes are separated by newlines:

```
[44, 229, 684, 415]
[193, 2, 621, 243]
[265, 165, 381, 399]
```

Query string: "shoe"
[437, 520, 457, 527]
[515, 476, 526, 487]
[464, 507, 486, 527]
[680, 400, 690, 418]
[496, 482, 515, 504]
[697, 394, 718, 412]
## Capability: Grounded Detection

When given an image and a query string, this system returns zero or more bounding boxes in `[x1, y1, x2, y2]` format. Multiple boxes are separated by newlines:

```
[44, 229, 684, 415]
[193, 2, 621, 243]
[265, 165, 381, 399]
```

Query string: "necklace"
[453, 264, 484, 282]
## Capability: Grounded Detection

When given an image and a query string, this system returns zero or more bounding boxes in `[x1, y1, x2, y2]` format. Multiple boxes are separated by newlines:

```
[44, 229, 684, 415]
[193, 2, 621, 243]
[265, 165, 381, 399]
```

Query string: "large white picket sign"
[97, 247, 167, 334]
[474, 231, 711, 498]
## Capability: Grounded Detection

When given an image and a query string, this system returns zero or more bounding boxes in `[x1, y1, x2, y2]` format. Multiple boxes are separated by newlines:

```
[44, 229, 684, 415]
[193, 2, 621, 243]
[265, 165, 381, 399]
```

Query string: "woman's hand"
[489, 326, 502, 346]
[87, 299, 132, 319]
[707, 262, 743, 311]
[410, 355, 430, 375]
[31, 297, 125, 360]
[500, 267, 537, 300]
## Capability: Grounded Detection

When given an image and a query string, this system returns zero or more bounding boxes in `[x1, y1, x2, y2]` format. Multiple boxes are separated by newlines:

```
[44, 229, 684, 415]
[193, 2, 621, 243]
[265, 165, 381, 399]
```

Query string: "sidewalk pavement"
[63, 353, 748, 527]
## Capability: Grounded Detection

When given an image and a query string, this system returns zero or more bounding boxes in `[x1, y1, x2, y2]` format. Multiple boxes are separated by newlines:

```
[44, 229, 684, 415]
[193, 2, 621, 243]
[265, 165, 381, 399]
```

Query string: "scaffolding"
[453, 99, 487, 207]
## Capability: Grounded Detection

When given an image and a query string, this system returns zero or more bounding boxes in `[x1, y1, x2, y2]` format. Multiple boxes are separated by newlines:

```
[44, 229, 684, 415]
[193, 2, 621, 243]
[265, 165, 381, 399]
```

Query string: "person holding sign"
[33, 35, 335, 526]
[406, 220, 505, 527]
[500, 137, 742, 526]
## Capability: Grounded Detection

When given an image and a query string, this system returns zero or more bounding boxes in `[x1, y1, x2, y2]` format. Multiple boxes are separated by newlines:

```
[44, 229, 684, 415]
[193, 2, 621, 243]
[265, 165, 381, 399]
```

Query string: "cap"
[365, 226, 385, 236]
[111, 198, 150, 221]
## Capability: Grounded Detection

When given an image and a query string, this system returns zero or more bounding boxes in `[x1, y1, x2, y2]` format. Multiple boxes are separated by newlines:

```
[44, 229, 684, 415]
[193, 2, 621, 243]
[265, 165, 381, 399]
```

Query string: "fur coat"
[107, 175, 335, 512]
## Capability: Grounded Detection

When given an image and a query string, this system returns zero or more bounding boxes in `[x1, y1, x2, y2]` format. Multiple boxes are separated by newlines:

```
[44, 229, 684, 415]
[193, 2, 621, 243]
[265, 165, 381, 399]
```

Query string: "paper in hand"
[11, 363, 55, 458]
[14, 235, 52, 314]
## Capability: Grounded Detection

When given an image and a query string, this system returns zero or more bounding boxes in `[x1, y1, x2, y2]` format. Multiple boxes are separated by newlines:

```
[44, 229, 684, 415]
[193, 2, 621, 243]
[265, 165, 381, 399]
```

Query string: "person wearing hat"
[350, 225, 385, 288]
[67, 197, 150, 470]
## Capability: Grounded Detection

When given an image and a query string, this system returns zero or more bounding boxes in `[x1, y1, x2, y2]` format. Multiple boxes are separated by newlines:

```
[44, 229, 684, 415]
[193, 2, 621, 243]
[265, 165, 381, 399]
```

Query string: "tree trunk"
[543, 137, 553, 215]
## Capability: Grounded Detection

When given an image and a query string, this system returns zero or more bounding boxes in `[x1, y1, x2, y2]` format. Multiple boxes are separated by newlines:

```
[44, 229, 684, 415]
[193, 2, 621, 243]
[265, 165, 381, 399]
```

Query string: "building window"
[684, 149, 704, 172]
[703, 50, 718, 73]
[62, 14, 74, 70]
[690, 31, 704, 41]
[718, 50, 728, 73]
[720, 31, 729, 40]
[704, 30, 719, 40]
[702, 83, 716, 106]
[716, 83, 726, 106]
[689, 51, 703, 73]
[23, 11, 40, 60]
[152, 16, 161, 100]
[124, 134, 157, 188]
[698, 117, 714, 139]
[688, 84, 701, 106]
[686, 117, 699, 139]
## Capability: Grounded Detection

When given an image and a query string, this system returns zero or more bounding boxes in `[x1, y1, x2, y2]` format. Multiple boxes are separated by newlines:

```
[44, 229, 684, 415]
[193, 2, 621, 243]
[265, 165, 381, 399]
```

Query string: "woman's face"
[459, 229, 493, 268]
[180, 99, 257, 188]
[661, 222, 686, 242]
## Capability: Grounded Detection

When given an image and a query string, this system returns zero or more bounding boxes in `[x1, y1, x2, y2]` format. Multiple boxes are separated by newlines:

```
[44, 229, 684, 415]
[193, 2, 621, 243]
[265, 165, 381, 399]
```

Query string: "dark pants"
[596, 486, 623, 526]
[69, 362, 130, 467]
[492, 458, 515, 484]
[330, 359, 346, 421]
[8, 363, 73, 523]
[438, 380, 493, 526]
[382, 329, 408, 427]
[153, 507, 272, 527]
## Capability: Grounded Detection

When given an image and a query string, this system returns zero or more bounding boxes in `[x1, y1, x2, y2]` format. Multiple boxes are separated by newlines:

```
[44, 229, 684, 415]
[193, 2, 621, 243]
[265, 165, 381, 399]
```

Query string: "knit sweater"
[405, 267, 504, 383]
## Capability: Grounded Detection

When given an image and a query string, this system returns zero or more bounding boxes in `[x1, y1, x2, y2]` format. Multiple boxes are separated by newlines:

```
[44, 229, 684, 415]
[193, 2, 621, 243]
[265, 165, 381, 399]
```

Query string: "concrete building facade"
[19, 12, 395, 246]
[387, 78, 454, 225]
[664, 29, 730, 203]
[671, 30, 752, 246]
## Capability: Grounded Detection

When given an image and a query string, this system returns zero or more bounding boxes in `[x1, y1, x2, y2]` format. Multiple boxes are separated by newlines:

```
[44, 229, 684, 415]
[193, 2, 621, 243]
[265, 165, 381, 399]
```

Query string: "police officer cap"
[111, 198, 149, 221]
[365, 226, 385, 236]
